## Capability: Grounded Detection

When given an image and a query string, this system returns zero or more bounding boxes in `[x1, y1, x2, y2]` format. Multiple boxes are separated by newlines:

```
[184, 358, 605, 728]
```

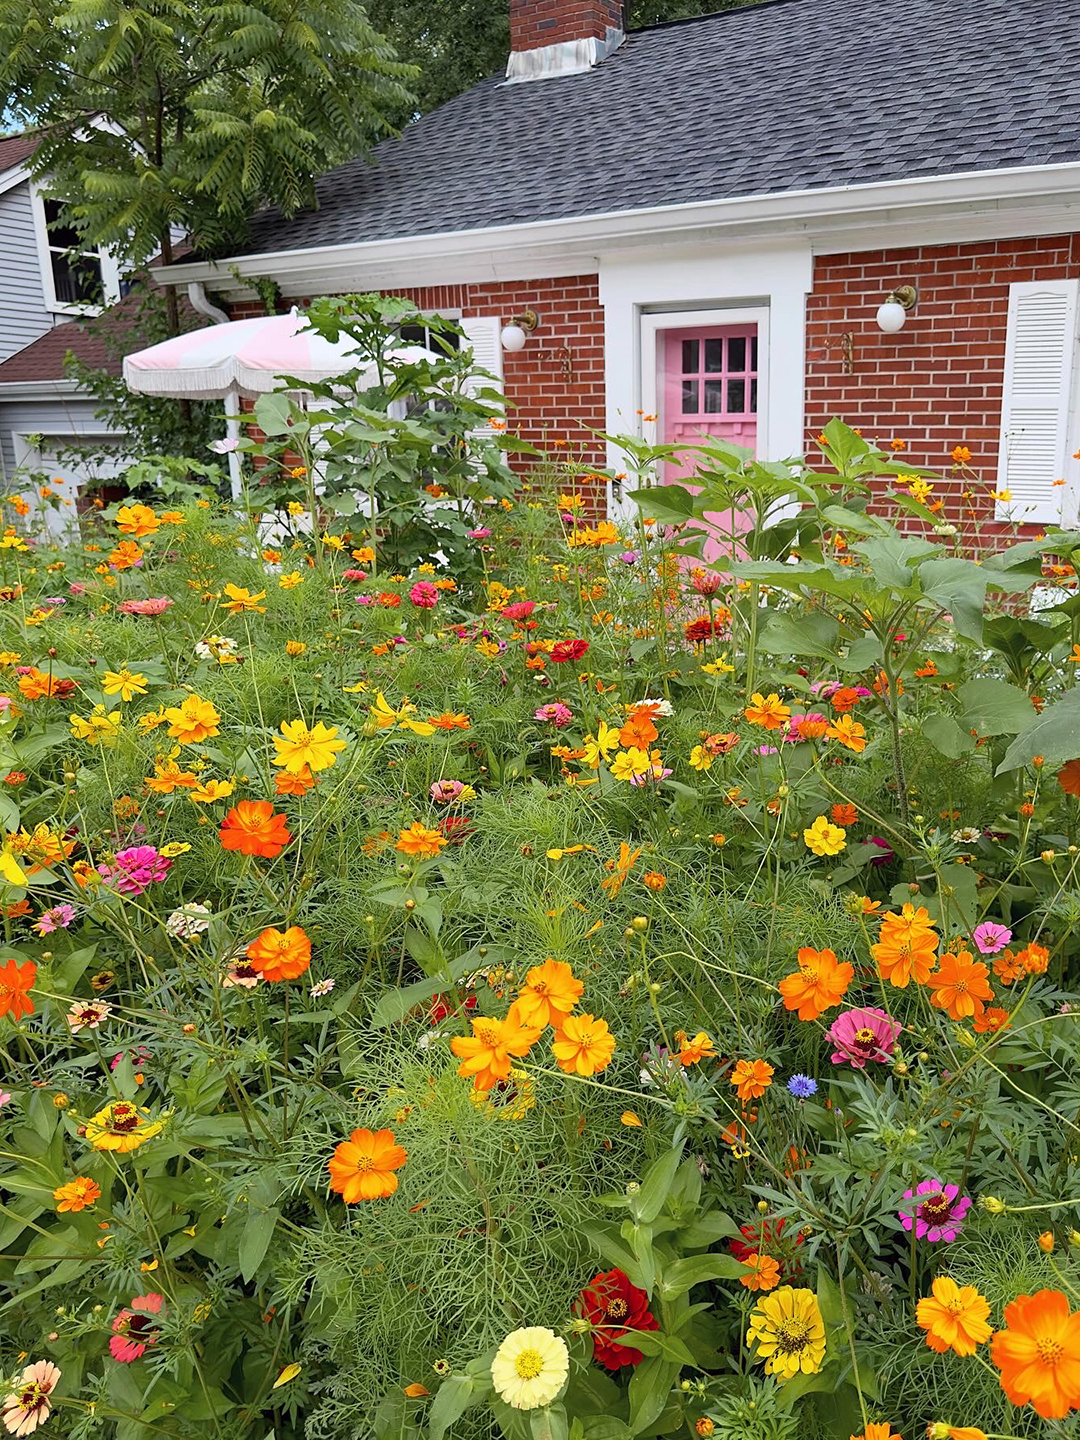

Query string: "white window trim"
[29, 181, 122, 316]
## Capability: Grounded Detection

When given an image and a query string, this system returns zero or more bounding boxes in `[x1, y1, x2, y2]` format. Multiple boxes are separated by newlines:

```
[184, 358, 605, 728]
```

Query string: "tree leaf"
[922, 713, 976, 760]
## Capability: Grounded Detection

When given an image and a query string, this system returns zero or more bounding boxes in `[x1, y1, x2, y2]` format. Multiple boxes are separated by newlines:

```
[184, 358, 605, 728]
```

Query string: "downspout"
[187, 281, 229, 325]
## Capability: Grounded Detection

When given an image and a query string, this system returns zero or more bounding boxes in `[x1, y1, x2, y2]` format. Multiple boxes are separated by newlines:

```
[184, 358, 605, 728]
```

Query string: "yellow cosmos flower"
[271, 719, 347, 774]
[689, 745, 714, 771]
[164, 695, 221, 744]
[221, 583, 267, 613]
[85, 1101, 164, 1153]
[189, 779, 235, 804]
[101, 668, 149, 702]
[369, 692, 434, 737]
[803, 815, 846, 856]
[279, 572, 305, 590]
[582, 721, 619, 769]
[69, 707, 122, 747]
[610, 748, 652, 782]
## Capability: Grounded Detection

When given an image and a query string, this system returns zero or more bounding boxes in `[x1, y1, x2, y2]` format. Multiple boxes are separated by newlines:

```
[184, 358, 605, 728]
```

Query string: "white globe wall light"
[500, 308, 539, 351]
[875, 284, 918, 333]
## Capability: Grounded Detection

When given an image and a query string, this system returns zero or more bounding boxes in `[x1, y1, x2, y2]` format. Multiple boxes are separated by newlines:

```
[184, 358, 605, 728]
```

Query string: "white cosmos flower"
[636, 696, 673, 716]
[490, 1326, 568, 1410]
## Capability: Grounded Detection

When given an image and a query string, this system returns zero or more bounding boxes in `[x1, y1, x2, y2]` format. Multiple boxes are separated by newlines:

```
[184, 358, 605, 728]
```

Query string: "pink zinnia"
[972, 920, 1011, 955]
[827, 1007, 901, 1068]
[468, 528, 491, 540]
[534, 702, 573, 727]
[341, 568, 367, 582]
[110, 1293, 166, 1362]
[409, 581, 438, 609]
[430, 779, 465, 803]
[118, 598, 173, 617]
[691, 571, 723, 597]
[501, 601, 536, 622]
[34, 903, 75, 936]
[899, 1179, 970, 1243]
[785, 711, 828, 742]
[98, 846, 172, 896]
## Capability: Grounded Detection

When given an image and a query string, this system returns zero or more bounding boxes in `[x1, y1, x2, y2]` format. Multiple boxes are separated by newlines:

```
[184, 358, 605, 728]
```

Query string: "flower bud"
[980, 1195, 1006, 1215]
[53, 1093, 68, 1109]
[1039, 1230, 1055, 1253]
[631, 916, 648, 932]
[756, 1200, 769, 1214]
[893, 1061, 909, 1076]
[1042, 849, 1057, 864]
[647, 981, 661, 995]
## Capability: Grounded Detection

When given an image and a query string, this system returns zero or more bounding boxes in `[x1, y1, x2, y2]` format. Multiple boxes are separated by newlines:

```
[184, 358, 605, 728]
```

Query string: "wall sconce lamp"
[500, 309, 539, 351]
[875, 284, 918, 334]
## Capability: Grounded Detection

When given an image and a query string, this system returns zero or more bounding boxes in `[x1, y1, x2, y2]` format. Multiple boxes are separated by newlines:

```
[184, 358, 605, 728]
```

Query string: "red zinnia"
[577, 1268, 658, 1368]
[501, 601, 536, 622]
[683, 615, 723, 645]
[551, 638, 589, 663]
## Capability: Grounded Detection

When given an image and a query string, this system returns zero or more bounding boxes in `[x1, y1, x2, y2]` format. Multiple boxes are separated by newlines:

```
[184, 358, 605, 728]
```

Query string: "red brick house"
[156, 0, 1080, 531]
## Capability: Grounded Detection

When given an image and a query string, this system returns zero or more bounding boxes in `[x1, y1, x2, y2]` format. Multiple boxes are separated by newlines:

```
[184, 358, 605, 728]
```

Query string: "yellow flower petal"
[0, 850, 27, 886]
[620, 1111, 643, 1127]
[273, 1363, 302, 1389]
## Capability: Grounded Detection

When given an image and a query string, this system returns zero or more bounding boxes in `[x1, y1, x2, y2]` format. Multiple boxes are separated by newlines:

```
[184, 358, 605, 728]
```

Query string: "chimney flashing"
[504, 24, 624, 81]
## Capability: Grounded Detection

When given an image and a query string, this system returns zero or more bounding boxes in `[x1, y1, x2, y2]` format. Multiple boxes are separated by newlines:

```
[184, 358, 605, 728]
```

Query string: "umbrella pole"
[226, 385, 242, 501]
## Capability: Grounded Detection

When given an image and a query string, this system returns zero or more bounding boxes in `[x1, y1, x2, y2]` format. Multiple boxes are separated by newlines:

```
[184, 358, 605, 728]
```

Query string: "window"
[399, 321, 460, 354]
[31, 186, 123, 315]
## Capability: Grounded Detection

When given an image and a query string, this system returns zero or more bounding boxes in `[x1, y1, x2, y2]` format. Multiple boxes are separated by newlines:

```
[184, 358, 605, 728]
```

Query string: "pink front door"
[659, 323, 759, 562]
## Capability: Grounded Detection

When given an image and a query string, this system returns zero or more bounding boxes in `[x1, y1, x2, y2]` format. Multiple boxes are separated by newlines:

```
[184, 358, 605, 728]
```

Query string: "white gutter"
[0, 379, 80, 398]
[153, 160, 1080, 291]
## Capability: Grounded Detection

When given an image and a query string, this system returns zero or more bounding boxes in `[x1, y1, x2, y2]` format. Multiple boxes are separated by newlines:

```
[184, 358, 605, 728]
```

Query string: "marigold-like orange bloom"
[778, 947, 854, 1021]
[851, 1425, 903, 1440]
[395, 822, 448, 858]
[744, 693, 790, 731]
[327, 1128, 406, 1202]
[928, 950, 994, 1021]
[274, 766, 317, 796]
[740, 1253, 780, 1292]
[451, 1013, 542, 1091]
[829, 686, 862, 713]
[514, 958, 583, 1030]
[831, 803, 858, 827]
[730, 1058, 774, 1102]
[552, 1013, 615, 1076]
[1016, 941, 1050, 975]
[872, 905, 938, 988]
[674, 1030, 715, 1065]
[917, 1276, 992, 1355]
[0, 957, 35, 1020]
[991, 1288, 1080, 1419]
[1056, 759, 1080, 797]
[53, 1176, 101, 1213]
[246, 925, 311, 982]
[220, 801, 292, 858]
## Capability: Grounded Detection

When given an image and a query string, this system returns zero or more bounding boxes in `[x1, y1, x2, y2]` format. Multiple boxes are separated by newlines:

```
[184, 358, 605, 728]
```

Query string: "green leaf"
[626, 485, 696, 520]
[676, 1211, 740, 1248]
[627, 1356, 681, 1436]
[580, 1223, 645, 1289]
[428, 1376, 476, 1440]
[997, 685, 1080, 774]
[633, 1148, 682, 1224]
[916, 557, 990, 642]
[580, 1421, 632, 1440]
[958, 677, 1037, 736]
[238, 1206, 279, 1282]
[660, 1253, 747, 1299]
[922, 712, 976, 760]
[626, 1331, 696, 1366]
[757, 611, 842, 661]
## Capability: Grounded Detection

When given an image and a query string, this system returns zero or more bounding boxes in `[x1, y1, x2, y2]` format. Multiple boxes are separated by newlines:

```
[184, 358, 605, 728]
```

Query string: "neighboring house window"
[30, 185, 123, 315]
[399, 321, 460, 354]
[997, 279, 1080, 525]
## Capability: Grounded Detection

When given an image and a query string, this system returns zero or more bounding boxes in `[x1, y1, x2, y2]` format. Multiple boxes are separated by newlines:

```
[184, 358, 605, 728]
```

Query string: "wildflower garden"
[2, 296, 1080, 1440]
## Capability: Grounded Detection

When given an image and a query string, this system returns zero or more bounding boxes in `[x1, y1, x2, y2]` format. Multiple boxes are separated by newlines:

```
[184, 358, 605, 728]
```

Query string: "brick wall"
[509, 0, 623, 50]
[805, 233, 1080, 535]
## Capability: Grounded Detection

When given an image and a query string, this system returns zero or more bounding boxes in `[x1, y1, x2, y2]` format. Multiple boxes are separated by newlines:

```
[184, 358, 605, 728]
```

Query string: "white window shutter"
[996, 279, 1079, 523]
[459, 315, 505, 437]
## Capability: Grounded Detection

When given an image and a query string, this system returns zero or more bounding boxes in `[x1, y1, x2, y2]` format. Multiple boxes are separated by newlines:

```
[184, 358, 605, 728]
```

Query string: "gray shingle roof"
[231, 0, 1080, 257]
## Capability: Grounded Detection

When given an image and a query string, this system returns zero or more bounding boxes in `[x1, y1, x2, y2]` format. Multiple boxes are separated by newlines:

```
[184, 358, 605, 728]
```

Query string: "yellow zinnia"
[271, 719, 347, 774]
[746, 1286, 826, 1379]
[85, 1101, 164, 1153]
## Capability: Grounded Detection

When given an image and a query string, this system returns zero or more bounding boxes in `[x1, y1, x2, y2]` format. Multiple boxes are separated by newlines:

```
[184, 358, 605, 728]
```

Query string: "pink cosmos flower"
[409, 581, 439, 609]
[827, 1007, 901, 1068]
[534, 702, 573, 728]
[899, 1179, 971, 1243]
[68, 583, 86, 597]
[501, 601, 536, 622]
[0, 1092, 11, 1108]
[34, 903, 75, 936]
[972, 920, 1012, 955]
[110, 1293, 166, 1362]
[430, 779, 465, 804]
[118, 598, 173, 617]
[2, 1359, 61, 1435]
[98, 846, 172, 897]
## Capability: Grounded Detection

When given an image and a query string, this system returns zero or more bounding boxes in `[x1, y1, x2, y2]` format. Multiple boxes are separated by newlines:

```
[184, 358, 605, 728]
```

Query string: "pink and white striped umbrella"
[123, 309, 432, 398]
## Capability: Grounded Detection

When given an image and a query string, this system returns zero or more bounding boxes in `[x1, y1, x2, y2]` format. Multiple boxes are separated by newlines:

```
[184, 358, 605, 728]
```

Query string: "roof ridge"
[627, 0, 797, 39]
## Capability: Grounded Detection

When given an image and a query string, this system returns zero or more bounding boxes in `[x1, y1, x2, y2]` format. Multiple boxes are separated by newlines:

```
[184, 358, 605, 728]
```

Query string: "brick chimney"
[506, 0, 626, 81]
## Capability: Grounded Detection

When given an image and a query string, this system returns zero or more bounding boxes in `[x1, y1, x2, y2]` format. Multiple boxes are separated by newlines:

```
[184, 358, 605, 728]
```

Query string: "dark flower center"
[606, 1297, 629, 1320]
[919, 1192, 951, 1223]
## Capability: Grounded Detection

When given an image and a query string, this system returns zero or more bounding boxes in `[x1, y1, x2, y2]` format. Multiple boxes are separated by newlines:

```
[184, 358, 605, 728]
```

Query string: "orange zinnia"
[219, 801, 292, 858]
[730, 1058, 774, 1102]
[872, 905, 938, 988]
[0, 957, 35, 1020]
[274, 766, 317, 797]
[829, 686, 862, 713]
[739, 1252, 780, 1292]
[831, 803, 858, 827]
[1057, 758, 1080, 797]
[928, 950, 994, 1021]
[917, 1276, 992, 1356]
[53, 1176, 101, 1213]
[991, 1288, 1080, 1419]
[778, 947, 854, 1020]
[327, 1128, 406, 1202]
[246, 925, 311, 981]
[1016, 941, 1050, 975]
[451, 1012, 542, 1091]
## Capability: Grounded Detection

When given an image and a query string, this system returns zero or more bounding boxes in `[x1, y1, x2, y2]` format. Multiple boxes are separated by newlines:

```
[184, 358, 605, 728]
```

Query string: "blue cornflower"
[787, 1074, 817, 1099]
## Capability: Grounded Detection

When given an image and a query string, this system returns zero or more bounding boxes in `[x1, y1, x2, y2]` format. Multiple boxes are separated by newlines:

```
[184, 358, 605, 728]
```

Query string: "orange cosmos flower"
[53, 1176, 101, 1213]
[427, 712, 471, 731]
[778, 947, 854, 1021]
[514, 958, 583, 1029]
[991, 1288, 1080, 1419]
[552, 1013, 615, 1076]
[851, 1426, 903, 1440]
[972, 1006, 1011, 1034]
[1058, 759, 1080, 797]
[327, 1128, 406, 1202]
[674, 1030, 716, 1065]
[395, 822, 447, 859]
[917, 1277, 992, 1356]
[744, 693, 790, 730]
[825, 715, 867, 753]
[0, 957, 35, 1020]
[730, 1058, 774, 1102]
[246, 925, 311, 981]
[274, 765, 317, 796]
[219, 801, 292, 858]
[739, 1253, 780, 1292]
[993, 948, 1024, 984]
[1016, 941, 1050, 975]
[871, 905, 938, 988]
[928, 950, 994, 1021]
[451, 1013, 542, 1091]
